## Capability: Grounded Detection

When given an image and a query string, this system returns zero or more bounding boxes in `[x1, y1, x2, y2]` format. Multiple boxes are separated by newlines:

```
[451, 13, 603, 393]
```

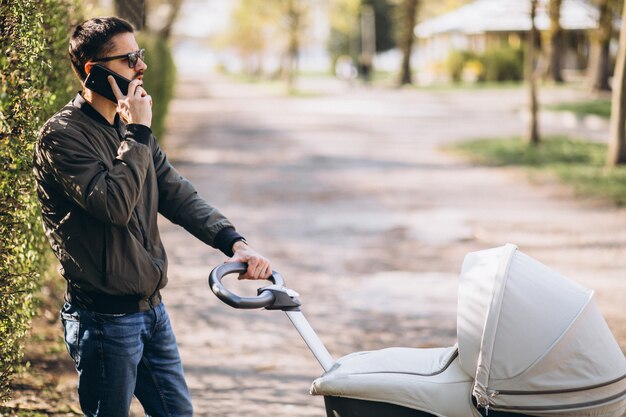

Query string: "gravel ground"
[150, 75, 626, 417]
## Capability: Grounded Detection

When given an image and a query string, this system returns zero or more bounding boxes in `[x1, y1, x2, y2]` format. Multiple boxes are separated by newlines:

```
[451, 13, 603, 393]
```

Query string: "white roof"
[458, 244, 626, 415]
[415, 0, 598, 38]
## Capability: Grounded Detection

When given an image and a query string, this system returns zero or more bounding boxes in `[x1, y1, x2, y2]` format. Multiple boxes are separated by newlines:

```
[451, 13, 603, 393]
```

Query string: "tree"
[526, 0, 540, 145]
[115, 0, 146, 30]
[546, 0, 564, 83]
[284, 0, 308, 93]
[224, 0, 310, 90]
[397, 0, 419, 85]
[112, 0, 182, 139]
[608, 0, 626, 165]
[145, 0, 185, 38]
[328, 0, 361, 62]
[114, 0, 184, 36]
[587, 0, 618, 92]
[224, 0, 279, 76]
[328, 0, 396, 66]
[363, 0, 396, 53]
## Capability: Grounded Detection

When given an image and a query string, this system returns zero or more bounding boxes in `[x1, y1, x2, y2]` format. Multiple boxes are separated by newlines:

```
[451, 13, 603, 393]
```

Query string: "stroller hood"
[457, 244, 626, 416]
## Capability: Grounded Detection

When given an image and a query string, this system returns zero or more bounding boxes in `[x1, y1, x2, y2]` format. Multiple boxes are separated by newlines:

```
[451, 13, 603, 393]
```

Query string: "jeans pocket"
[61, 308, 80, 364]
[93, 311, 128, 319]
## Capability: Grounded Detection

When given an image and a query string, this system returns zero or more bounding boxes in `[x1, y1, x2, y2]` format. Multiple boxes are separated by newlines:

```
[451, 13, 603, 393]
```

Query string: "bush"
[137, 33, 177, 141]
[446, 50, 478, 83]
[446, 47, 523, 83]
[0, 0, 81, 402]
[479, 46, 524, 82]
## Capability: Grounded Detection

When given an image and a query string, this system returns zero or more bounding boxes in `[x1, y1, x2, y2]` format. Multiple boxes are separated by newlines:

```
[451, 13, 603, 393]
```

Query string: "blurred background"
[1, 0, 625, 416]
[87, 0, 621, 88]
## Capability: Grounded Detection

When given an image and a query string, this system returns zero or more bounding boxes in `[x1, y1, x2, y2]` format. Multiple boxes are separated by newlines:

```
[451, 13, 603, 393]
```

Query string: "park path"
[155, 75, 626, 417]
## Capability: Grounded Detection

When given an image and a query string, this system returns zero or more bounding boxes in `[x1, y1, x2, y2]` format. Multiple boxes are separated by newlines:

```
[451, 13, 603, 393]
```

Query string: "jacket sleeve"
[37, 126, 151, 226]
[152, 138, 236, 249]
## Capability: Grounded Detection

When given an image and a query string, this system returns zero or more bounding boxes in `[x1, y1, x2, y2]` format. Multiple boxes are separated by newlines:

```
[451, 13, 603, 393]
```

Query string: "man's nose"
[136, 58, 147, 72]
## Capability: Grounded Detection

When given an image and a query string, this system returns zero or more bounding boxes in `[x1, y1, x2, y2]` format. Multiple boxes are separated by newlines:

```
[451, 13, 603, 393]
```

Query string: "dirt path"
[157, 75, 626, 417]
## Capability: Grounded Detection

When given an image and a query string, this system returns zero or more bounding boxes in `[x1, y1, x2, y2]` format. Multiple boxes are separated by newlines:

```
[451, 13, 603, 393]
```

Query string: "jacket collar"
[72, 92, 125, 137]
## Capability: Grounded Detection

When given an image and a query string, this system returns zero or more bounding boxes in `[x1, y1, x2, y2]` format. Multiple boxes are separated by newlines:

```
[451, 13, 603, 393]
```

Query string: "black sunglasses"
[92, 49, 145, 68]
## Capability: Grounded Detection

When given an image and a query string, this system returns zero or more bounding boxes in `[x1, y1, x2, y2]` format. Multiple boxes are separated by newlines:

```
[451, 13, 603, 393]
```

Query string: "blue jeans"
[61, 302, 193, 417]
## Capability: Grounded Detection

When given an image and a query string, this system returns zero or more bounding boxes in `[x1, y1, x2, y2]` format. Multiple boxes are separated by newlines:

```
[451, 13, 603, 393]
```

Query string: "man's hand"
[109, 77, 152, 127]
[225, 241, 272, 280]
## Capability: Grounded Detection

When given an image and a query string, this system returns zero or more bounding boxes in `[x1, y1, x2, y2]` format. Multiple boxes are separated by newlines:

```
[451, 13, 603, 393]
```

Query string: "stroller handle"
[208, 262, 286, 309]
[209, 263, 333, 371]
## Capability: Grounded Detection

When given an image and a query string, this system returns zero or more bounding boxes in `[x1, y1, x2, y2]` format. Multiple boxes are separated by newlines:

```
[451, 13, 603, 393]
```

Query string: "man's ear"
[84, 62, 94, 75]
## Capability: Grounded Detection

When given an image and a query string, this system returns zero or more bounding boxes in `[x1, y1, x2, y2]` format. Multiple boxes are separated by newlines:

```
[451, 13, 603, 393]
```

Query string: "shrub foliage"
[138, 32, 177, 141]
[447, 46, 524, 83]
[0, 0, 81, 401]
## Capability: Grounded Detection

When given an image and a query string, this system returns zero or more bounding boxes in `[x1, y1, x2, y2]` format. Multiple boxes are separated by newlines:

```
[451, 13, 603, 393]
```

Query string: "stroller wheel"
[324, 396, 436, 417]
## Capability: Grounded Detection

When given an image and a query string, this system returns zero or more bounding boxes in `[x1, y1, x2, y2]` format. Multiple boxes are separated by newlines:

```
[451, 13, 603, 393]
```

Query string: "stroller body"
[209, 244, 626, 417]
[314, 345, 478, 417]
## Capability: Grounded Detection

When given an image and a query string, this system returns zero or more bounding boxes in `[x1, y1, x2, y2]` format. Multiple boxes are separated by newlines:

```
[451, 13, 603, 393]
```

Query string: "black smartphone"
[84, 64, 131, 103]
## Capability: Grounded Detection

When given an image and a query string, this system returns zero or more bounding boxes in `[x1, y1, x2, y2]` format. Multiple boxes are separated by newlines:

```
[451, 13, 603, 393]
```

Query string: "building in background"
[414, 0, 599, 84]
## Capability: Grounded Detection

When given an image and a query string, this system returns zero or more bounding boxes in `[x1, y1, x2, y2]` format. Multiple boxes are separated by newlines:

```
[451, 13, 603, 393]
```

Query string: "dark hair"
[69, 17, 134, 80]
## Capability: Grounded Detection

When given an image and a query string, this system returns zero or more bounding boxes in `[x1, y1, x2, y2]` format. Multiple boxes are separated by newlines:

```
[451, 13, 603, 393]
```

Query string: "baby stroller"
[209, 244, 626, 417]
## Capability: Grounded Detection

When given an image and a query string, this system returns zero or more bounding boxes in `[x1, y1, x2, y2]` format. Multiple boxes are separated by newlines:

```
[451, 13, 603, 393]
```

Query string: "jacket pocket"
[105, 226, 162, 297]
[102, 223, 108, 280]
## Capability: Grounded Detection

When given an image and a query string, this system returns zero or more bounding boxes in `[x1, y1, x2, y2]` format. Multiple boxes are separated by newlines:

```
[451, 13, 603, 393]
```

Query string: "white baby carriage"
[209, 244, 626, 417]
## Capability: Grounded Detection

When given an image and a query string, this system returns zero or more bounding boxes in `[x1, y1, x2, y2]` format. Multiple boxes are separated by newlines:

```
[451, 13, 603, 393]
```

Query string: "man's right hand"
[109, 77, 152, 127]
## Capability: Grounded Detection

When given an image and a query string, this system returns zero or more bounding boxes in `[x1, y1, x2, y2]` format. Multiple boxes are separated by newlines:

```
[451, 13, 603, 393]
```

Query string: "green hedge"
[446, 46, 524, 83]
[480, 46, 524, 82]
[138, 33, 177, 141]
[446, 50, 479, 83]
[0, 0, 81, 402]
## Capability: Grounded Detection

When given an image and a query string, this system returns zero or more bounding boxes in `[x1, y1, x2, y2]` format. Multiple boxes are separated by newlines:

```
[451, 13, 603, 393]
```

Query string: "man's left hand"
[225, 241, 272, 280]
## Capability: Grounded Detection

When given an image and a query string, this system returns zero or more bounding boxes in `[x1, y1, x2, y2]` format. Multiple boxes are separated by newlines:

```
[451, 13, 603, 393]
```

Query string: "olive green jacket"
[34, 94, 240, 310]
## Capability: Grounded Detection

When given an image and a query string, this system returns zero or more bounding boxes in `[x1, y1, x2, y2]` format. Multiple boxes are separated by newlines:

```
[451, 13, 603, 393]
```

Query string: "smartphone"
[84, 64, 131, 103]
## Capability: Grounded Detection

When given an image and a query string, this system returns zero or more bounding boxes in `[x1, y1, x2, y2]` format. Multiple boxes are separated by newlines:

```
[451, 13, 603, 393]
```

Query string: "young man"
[33, 17, 271, 416]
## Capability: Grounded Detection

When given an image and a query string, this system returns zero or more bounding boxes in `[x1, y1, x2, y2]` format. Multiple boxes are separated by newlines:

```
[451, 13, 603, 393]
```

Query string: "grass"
[444, 136, 626, 205]
[544, 99, 612, 119]
[418, 80, 525, 91]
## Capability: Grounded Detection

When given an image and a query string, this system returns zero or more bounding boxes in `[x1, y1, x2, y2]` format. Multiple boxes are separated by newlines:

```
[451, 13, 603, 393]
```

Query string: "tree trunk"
[547, 0, 564, 83]
[588, 0, 613, 92]
[359, 4, 376, 84]
[398, 0, 419, 86]
[286, 0, 301, 94]
[607, 0, 626, 165]
[159, 0, 184, 38]
[526, 0, 540, 145]
[115, 0, 146, 31]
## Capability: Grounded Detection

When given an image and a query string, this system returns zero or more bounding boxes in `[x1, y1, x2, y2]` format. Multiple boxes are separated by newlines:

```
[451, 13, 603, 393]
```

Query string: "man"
[33, 16, 271, 416]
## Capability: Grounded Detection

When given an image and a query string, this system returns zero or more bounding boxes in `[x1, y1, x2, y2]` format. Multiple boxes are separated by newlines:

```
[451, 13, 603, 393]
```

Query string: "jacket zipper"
[102, 224, 108, 278]
[134, 207, 149, 249]
[118, 128, 160, 310]
[149, 261, 163, 300]
[133, 206, 162, 308]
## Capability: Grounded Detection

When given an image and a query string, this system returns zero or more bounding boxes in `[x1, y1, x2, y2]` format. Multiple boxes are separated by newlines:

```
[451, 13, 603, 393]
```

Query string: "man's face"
[96, 32, 147, 81]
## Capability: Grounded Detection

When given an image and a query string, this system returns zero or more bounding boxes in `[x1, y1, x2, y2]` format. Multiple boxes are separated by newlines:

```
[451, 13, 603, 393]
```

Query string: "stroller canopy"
[457, 244, 626, 415]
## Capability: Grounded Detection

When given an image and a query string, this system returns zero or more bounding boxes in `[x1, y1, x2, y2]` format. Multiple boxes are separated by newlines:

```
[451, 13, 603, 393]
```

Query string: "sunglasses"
[91, 49, 145, 68]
